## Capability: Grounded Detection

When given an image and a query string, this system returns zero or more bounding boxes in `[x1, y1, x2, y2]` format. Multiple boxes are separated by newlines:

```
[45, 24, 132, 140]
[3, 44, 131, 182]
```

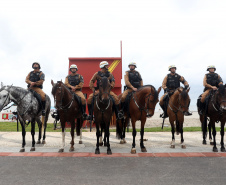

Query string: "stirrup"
[117, 112, 124, 120]
[184, 111, 192, 116]
[160, 113, 167, 118]
[82, 113, 87, 120]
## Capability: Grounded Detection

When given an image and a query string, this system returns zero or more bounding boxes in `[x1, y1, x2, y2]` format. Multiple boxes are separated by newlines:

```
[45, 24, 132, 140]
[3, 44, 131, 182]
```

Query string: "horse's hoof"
[99, 142, 103, 146]
[69, 147, 74, 152]
[36, 141, 41, 144]
[176, 132, 180, 135]
[107, 149, 112, 155]
[95, 149, 100, 154]
[181, 145, 186, 149]
[30, 147, 35, 151]
[202, 140, 207, 145]
[58, 149, 64, 153]
[221, 147, 225, 152]
[213, 147, 218, 152]
[123, 139, 127, 144]
[131, 148, 136, 154]
[20, 148, 25, 152]
[170, 145, 175, 148]
[120, 140, 124, 144]
[42, 140, 46, 144]
[104, 143, 107, 147]
[141, 147, 147, 152]
[79, 141, 83, 144]
[210, 142, 214, 145]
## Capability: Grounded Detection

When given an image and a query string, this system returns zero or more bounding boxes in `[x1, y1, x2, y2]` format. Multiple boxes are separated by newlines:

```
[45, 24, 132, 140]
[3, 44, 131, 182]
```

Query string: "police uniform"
[25, 70, 46, 101]
[65, 74, 86, 105]
[200, 73, 223, 103]
[159, 73, 189, 106]
[121, 70, 143, 102]
[87, 70, 119, 104]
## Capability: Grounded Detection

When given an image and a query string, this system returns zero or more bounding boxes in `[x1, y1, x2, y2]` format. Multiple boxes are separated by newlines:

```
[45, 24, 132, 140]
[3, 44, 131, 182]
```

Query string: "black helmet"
[32, 62, 41, 69]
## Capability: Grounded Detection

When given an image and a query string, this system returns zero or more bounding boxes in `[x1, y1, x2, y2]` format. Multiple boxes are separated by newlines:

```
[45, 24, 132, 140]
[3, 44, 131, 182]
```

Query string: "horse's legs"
[208, 123, 213, 145]
[99, 127, 103, 146]
[170, 120, 175, 148]
[19, 119, 26, 152]
[202, 115, 207, 145]
[140, 119, 147, 152]
[106, 122, 112, 155]
[131, 119, 137, 154]
[59, 122, 66, 153]
[122, 117, 128, 144]
[36, 118, 42, 144]
[211, 120, 218, 152]
[69, 120, 75, 152]
[30, 119, 36, 151]
[79, 128, 83, 144]
[180, 123, 186, 149]
[42, 115, 48, 144]
[103, 131, 107, 147]
[220, 122, 225, 152]
[95, 124, 100, 154]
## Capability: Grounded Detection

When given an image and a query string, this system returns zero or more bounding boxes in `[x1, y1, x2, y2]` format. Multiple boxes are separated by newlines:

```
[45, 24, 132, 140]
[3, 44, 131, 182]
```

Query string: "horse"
[51, 80, 83, 152]
[93, 76, 113, 155]
[197, 85, 226, 152]
[117, 85, 161, 154]
[0, 83, 51, 152]
[164, 87, 190, 149]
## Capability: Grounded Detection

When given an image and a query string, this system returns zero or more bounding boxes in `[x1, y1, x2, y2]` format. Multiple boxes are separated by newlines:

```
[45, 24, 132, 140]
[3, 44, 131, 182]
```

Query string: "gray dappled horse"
[0, 83, 51, 152]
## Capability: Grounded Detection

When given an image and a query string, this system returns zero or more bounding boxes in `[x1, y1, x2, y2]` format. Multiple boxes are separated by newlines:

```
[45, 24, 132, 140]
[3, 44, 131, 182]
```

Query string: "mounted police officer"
[120, 62, 143, 112]
[65, 64, 87, 119]
[159, 65, 192, 118]
[25, 62, 46, 115]
[87, 61, 123, 120]
[199, 65, 223, 115]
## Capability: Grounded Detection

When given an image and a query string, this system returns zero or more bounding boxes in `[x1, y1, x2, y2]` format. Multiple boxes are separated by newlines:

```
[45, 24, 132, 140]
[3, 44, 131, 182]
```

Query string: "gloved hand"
[185, 85, 189, 90]
[165, 88, 169, 92]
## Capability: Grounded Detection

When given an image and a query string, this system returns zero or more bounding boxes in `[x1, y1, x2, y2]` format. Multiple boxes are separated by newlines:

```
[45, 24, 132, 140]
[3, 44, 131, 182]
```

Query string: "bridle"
[132, 87, 157, 117]
[210, 90, 226, 113]
[54, 82, 74, 110]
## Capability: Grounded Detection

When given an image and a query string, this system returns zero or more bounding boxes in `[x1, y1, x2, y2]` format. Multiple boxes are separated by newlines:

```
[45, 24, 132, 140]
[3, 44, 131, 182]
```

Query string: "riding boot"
[160, 104, 167, 118]
[41, 101, 46, 116]
[87, 104, 93, 121]
[184, 110, 193, 116]
[199, 102, 206, 115]
[82, 104, 87, 120]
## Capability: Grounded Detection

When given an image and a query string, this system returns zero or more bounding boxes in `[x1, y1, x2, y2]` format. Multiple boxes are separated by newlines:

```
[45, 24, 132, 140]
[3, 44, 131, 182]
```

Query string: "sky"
[0, 0, 226, 111]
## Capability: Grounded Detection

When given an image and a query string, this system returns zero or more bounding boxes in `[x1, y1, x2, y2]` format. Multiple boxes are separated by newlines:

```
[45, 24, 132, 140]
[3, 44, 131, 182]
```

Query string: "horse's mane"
[137, 85, 158, 101]
[101, 77, 109, 89]
[176, 87, 188, 100]
[218, 84, 225, 95]
[52, 81, 71, 96]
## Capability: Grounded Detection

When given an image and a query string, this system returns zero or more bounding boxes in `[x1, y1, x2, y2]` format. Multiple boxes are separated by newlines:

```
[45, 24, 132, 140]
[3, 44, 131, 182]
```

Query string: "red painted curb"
[0, 152, 226, 157]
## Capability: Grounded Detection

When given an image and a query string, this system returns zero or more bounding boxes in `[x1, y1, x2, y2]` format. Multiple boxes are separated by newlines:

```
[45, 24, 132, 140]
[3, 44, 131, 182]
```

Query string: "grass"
[0, 122, 225, 132]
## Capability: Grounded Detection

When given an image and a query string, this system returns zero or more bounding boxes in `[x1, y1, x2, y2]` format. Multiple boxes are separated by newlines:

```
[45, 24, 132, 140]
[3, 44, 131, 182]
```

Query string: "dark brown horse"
[165, 87, 190, 149]
[93, 76, 113, 155]
[118, 85, 161, 154]
[198, 85, 226, 152]
[51, 80, 83, 152]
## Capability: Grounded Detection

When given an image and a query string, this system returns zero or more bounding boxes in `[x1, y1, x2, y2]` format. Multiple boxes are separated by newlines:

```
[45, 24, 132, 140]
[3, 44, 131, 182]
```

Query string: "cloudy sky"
[0, 0, 226, 110]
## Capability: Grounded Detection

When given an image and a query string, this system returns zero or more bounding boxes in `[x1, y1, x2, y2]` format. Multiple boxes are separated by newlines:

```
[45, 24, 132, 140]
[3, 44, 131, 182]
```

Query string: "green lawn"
[0, 122, 225, 132]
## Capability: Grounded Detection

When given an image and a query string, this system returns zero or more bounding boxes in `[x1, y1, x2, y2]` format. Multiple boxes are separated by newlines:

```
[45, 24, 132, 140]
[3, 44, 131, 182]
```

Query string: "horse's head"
[215, 84, 226, 111]
[138, 85, 161, 117]
[51, 80, 65, 109]
[98, 76, 111, 104]
[0, 85, 11, 112]
[177, 87, 191, 113]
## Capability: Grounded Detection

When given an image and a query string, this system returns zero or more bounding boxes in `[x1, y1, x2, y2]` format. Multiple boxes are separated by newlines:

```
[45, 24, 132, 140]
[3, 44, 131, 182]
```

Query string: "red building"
[68, 43, 123, 127]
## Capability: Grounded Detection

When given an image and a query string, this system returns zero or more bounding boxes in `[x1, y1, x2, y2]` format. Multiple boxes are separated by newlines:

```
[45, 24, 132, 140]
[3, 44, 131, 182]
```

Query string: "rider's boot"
[87, 104, 92, 121]
[41, 101, 46, 116]
[184, 110, 193, 116]
[199, 102, 205, 115]
[82, 104, 87, 120]
[160, 104, 167, 118]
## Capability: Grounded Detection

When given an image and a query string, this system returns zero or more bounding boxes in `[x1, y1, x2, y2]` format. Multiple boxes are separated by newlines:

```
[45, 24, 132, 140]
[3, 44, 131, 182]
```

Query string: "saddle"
[197, 90, 213, 115]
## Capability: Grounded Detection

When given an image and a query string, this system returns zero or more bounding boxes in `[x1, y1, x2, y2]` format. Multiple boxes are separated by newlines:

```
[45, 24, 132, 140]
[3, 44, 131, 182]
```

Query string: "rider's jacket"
[162, 73, 188, 91]
[65, 73, 84, 91]
[124, 70, 143, 89]
[26, 71, 45, 89]
[89, 70, 115, 91]
[203, 73, 223, 91]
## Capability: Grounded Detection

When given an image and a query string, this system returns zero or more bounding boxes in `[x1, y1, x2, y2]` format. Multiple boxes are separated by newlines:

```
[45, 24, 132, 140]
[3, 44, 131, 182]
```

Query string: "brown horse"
[164, 87, 190, 149]
[118, 85, 161, 154]
[198, 85, 226, 152]
[93, 76, 113, 155]
[51, 80, 83, 152]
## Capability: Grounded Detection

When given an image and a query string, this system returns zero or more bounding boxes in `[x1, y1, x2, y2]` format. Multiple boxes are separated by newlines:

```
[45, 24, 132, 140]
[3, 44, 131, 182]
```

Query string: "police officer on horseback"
[87, 61, 123, 120]
[199, 65, 223, 115]
[120, 62, 143, 112]
[25, 62, 46, 115]
[65, 64, 87, 119]
[159, 65, 192, 118]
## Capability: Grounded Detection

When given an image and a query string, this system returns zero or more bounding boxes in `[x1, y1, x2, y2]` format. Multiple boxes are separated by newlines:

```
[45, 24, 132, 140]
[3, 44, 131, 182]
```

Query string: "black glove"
[185, 85, 189, 90]
[165, 88, 169, 93]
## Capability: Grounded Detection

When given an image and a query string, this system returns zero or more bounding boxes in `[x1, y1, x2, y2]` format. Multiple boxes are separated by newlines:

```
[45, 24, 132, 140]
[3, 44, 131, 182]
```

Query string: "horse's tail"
[116, 118, 121, 139]
[76, 118, 81, 136]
